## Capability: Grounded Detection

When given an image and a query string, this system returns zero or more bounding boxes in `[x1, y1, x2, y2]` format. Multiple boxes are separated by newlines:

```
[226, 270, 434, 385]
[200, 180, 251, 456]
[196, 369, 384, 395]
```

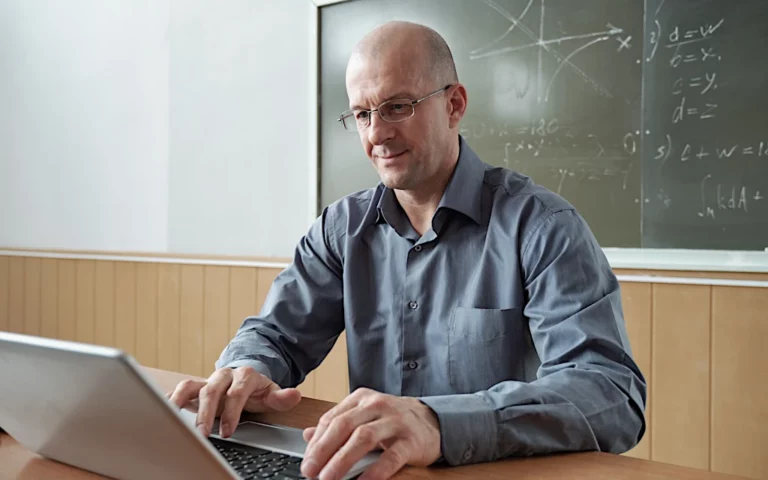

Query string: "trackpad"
[215, 421, 308, 457]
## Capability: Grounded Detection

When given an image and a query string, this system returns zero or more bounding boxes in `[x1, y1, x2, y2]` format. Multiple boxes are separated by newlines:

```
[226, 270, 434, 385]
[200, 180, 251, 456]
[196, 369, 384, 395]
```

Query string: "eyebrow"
[350, 91, 416, 111]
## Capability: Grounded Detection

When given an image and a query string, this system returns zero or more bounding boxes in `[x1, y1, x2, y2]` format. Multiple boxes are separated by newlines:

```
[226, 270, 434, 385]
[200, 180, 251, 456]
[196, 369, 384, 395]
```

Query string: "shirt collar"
[436, 135, 485, 225]
[375, 135, 486, 228]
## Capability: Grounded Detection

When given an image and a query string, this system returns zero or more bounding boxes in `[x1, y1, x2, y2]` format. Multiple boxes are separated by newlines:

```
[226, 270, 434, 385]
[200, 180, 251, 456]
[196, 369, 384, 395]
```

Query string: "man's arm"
[419, 209, 647, 466]
[215, 207, 345, 387]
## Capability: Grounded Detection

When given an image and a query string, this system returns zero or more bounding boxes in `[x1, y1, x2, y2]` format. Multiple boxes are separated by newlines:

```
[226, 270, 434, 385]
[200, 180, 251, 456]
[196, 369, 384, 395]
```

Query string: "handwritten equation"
[697, 174, 764, 219]
[646, 15, 724, 63]
[459, 119, 636, 161]
[459, 118, 636, 195]
[656, 16, 725, 125]
[654, 135, 768, 165]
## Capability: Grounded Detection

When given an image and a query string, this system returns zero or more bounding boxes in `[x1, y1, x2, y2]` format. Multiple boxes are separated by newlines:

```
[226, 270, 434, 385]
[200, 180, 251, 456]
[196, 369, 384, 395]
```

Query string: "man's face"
[345, 54, 451, 191]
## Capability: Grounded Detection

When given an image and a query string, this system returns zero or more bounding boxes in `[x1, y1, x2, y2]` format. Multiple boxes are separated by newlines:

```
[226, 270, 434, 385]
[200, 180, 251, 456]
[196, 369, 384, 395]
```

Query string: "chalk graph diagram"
[470, 0, 632, 103]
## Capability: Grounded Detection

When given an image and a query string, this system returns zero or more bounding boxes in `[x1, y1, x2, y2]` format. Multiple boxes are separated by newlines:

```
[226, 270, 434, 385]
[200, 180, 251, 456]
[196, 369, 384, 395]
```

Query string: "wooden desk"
[0, 367, 747, 480]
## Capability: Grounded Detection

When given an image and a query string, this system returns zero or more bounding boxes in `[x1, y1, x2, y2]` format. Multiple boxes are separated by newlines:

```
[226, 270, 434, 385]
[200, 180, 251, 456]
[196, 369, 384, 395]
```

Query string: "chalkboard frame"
[308, 0, 768, 272]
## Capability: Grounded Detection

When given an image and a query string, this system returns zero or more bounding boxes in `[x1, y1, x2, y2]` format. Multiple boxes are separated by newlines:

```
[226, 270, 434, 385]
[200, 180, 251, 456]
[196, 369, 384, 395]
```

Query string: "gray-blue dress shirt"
[216, 135, 647, 466]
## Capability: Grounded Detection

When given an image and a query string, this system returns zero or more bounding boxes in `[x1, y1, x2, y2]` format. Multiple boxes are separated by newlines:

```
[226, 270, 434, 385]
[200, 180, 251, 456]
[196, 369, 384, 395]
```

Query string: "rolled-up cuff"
[418, 393, 497, 466]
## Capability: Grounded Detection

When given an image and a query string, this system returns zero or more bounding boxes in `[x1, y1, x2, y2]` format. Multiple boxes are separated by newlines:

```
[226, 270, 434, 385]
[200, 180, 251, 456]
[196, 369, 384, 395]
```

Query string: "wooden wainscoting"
[617, 269, 768, 480]
[1, 253, 767, 479]
[0, 253, 351, 405]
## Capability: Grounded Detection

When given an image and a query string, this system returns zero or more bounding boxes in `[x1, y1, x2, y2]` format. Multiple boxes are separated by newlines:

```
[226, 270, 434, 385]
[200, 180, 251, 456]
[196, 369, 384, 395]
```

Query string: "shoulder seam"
[323, 206, 345, 265]
[484, 175, 572, 214]
[520, 208, 577, 260]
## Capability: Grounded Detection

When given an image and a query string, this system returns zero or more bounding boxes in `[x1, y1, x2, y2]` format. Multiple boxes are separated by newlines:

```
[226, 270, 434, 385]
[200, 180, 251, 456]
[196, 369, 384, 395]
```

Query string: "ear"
[446, 83, 468, 129]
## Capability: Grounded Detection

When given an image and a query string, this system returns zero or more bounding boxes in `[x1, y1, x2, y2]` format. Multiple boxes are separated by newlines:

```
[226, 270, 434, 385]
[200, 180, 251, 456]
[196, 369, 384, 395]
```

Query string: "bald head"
[348, 21, 458, 89]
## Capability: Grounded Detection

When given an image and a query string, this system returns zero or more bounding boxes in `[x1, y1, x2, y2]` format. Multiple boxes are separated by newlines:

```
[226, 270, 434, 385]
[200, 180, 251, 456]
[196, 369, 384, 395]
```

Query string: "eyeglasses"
[338, 85, 452, 132]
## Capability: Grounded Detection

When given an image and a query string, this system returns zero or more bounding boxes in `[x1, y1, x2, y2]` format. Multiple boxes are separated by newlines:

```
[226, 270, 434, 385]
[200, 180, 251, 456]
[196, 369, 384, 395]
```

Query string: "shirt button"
[407, 360, 418, 370]
[408, 300, 418, 310]
[414, 245, 422, 252]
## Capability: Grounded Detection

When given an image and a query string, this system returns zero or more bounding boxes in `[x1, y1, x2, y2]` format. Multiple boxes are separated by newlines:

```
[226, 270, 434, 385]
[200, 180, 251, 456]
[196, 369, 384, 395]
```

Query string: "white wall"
[0, 0, 312, 257]
[0, 0, 170, 252]
[166, 0, 311, 257]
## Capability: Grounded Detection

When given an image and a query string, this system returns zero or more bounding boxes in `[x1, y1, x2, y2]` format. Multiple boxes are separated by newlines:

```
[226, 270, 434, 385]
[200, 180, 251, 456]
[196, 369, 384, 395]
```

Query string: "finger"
[196, 369, 233, 437]
[303, 426, 317, 443]
[218, 369, 272, 437]
[305, 396, 360, 454]
[302, 406, 382, 479]
[319, 419, 400, 480]
[358, 440, 411, 480]
[168, 379, 206, 409]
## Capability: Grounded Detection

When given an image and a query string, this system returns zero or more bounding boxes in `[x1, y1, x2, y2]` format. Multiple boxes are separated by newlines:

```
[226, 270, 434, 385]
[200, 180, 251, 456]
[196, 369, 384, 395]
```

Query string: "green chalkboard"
[318, 0, 768, 250]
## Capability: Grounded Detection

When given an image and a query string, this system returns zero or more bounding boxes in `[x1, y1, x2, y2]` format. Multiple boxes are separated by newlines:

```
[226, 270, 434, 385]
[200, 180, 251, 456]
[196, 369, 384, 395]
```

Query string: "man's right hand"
[168, 366, 302, 439]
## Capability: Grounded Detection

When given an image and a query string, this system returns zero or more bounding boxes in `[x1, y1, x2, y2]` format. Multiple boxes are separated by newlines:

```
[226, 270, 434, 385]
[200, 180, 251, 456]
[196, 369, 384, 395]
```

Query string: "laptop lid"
[0, 331, 239, 479]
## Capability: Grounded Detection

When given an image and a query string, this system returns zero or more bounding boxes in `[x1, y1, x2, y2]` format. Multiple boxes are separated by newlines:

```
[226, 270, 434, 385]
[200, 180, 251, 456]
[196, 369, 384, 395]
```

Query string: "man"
[170, 21, 646, 480]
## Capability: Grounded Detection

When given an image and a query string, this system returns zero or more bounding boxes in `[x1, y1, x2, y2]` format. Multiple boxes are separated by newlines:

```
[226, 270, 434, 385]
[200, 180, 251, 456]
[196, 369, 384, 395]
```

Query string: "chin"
[381, 176, 416, 190]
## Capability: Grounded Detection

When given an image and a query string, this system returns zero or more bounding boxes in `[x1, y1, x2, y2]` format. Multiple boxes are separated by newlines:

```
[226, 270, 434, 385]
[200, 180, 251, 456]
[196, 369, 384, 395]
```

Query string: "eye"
[390, 103, 407, 112]
[355, 110, 370, 120]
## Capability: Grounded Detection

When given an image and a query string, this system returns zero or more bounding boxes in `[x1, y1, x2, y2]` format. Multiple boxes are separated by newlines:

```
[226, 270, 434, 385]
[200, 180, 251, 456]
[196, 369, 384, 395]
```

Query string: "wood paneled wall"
[0, 255, 350, 406]
[617, 270, 768, 480]
[1, 254, 767, 479]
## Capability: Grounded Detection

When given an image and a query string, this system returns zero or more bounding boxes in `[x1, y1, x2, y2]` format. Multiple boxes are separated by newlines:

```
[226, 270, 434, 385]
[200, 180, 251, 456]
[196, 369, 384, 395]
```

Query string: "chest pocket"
[448, 306, 527, 393]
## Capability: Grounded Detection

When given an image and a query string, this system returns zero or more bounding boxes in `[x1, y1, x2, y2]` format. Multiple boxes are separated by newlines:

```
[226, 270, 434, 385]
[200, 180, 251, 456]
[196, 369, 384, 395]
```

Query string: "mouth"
[378, 151, 407, 161]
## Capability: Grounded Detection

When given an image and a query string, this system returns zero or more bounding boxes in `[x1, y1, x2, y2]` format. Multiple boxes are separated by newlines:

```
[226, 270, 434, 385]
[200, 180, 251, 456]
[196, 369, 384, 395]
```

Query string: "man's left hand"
[300, 388, 442, 480]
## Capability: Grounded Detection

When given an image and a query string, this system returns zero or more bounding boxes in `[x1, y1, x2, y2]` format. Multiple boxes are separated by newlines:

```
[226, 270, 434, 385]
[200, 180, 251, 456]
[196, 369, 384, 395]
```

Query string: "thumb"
[302, 426, 317, 442]
[264, 387, 302, 411]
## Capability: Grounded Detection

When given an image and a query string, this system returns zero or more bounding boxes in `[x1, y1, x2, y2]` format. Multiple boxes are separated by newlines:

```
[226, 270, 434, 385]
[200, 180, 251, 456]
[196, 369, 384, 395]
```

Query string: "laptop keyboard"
[209, 437, 307, 479]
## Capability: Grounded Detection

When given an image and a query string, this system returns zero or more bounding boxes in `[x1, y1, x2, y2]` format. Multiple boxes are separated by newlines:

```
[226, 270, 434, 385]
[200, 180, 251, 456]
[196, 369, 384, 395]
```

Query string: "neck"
[395, 141, 460, 236]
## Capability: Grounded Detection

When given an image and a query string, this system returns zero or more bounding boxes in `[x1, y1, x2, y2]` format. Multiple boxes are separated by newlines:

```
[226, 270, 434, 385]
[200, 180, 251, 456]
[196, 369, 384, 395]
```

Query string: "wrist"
[415, 399, 443, 464]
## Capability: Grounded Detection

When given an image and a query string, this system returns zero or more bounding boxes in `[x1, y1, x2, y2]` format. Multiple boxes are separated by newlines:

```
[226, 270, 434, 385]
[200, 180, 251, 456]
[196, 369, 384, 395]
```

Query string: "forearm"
[419, 363, 645, 466]
[215, 209, 345, 387]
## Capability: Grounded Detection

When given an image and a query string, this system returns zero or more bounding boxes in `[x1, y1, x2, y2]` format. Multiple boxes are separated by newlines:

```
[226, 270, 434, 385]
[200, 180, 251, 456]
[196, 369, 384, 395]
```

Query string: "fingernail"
[219, 422, 229, 437]
[197, 425, 208, 437]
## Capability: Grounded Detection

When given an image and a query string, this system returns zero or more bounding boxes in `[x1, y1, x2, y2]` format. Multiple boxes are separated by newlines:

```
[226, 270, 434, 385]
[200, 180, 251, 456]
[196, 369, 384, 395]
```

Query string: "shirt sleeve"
[420, 209, 647, 466]
[215, 207, 345, 388]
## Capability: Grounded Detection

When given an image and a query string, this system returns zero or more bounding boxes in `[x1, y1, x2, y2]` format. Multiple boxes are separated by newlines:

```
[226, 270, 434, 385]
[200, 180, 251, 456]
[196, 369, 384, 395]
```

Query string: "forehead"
[345, 54, 424, 107]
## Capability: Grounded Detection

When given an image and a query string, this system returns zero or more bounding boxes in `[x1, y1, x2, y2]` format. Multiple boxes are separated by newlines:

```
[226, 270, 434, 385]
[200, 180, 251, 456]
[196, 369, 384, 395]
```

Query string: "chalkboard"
[318, 0, 768, 250]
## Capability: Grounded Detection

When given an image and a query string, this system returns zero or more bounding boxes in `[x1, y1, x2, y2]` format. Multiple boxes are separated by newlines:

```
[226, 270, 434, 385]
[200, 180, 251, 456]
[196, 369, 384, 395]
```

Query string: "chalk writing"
[472, 0, 626, 102]
[654, 136, 768, 164]
[647, 19, 662, 62]
[665, 18, 724, 49]
[697, 175, 762, 219]
[672, 97, 718, 122]
[671, 73, 718, 95]
[655, 134, 768, 165]
[670, 46, 721, 67]
[616, 35, 632, 52]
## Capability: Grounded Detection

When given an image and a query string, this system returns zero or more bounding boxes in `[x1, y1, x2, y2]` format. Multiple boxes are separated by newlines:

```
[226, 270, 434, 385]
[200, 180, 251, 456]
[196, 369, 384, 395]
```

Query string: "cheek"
[359, 133, 373, 158]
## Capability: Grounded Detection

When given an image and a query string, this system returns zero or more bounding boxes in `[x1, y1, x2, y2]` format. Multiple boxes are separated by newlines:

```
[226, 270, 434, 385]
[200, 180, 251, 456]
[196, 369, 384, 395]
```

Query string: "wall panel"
[23, 258, 41, 336]
[711, 287, 768, 479]
[651, 284, 711, 470]
[621, 282, 652, 460]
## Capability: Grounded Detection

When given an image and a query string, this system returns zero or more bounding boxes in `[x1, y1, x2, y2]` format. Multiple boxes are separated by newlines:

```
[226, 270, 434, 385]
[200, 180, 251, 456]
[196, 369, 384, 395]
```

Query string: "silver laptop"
[0, 331, 378, 479]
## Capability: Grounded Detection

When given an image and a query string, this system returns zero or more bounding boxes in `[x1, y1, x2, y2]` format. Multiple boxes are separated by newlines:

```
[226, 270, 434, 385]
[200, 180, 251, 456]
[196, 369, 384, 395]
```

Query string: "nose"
[366, 111, 395, 146]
